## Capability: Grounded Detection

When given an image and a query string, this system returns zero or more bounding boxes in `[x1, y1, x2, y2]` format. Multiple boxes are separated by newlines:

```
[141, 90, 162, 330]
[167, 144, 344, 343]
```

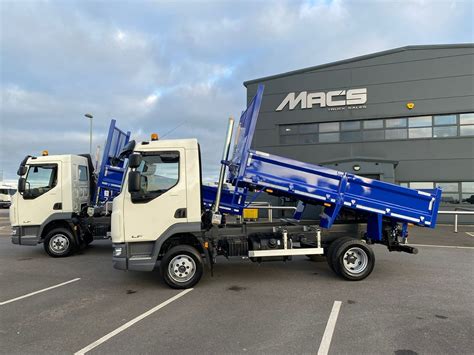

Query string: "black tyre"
[326, 237, 353, 273]
[160, 245, 203, 289]
[332, 239, 375, 281]
[43, 227, 77, 257]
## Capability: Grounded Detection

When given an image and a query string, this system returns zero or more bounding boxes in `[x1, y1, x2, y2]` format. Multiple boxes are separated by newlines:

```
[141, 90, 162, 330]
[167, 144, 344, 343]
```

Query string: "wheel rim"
[49, 234, 70, 254]
[168, 254, 196, 283]
[342, 247, 368, 275]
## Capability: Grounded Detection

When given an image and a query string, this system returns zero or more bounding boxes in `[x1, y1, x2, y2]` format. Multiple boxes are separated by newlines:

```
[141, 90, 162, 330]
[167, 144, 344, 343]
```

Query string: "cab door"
[18, 162, 62, 226]
[123, 149, 187, 242]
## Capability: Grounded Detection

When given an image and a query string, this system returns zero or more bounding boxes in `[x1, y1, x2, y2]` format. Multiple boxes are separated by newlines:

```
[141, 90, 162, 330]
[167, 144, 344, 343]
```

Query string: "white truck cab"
[0, 184, 16, 208]
[112, 138, 204, 274]
[11, 153, 103, 256]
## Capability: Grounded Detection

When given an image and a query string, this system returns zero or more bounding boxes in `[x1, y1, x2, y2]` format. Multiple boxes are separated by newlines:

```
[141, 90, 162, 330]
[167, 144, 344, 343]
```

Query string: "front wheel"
[160, 245, 203, 289]
[43, 227, 77, 257]
[332, 239, 375, 281]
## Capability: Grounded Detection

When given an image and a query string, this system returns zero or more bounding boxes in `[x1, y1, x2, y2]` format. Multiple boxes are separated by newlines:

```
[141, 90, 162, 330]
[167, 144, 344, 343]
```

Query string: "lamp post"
[84, 113, 93, 155]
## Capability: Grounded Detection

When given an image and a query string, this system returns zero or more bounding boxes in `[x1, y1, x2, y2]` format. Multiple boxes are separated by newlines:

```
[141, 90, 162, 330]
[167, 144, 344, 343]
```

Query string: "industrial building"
[245, 44, 474, 219]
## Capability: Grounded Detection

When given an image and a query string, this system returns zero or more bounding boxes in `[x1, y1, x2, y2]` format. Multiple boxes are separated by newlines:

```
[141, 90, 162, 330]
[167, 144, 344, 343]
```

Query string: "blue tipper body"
[95, 119, 131, 204]
[203, 85, 442, 241]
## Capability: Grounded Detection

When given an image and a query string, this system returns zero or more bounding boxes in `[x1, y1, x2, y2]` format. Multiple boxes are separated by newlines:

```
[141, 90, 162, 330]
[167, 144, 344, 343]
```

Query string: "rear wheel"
[332, 239, 375, 281]
[160, 245, 203, 289]
[326, 237, 353, 272]
[43, 227, 77, 257]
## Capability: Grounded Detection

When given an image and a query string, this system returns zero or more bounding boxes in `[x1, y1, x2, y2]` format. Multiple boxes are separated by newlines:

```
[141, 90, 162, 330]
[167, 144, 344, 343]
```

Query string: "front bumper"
[11, 226, 40, 246]
[112, 243, 157, 272]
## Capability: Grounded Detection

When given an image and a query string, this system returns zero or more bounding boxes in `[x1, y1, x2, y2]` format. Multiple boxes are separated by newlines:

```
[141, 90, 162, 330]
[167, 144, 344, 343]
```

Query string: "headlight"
[113, 247, 123, 257]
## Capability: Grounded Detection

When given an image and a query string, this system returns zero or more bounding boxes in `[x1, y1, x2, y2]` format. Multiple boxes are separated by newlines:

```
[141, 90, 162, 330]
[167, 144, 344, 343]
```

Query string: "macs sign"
[276, 88, 367, 112]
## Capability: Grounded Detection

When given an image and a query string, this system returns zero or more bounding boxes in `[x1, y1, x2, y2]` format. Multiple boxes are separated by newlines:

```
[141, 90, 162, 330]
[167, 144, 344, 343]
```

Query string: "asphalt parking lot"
[0, 208, 473, 355]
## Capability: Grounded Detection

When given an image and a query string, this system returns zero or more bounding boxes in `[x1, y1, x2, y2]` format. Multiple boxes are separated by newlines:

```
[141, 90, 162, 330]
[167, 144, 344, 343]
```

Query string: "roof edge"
[243, 43, 474, 87]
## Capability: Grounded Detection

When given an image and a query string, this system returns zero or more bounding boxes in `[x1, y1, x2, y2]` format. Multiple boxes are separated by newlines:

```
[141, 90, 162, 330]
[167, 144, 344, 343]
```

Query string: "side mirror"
[18, 177, 26, 193]
[128, 171, 141, 193]
[17, 166, 27, 176]
[128, 153, 142, 169]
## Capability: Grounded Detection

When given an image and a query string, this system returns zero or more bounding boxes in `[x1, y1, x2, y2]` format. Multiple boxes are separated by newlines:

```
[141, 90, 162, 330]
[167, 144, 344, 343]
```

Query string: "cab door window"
[24, 164, 58, 199]
[131, 152, 179, 203]
[78, 165, 88, 181]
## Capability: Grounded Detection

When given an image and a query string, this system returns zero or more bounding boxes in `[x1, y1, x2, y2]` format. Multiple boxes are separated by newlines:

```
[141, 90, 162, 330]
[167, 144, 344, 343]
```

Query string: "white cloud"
[115, 30, 126, 42]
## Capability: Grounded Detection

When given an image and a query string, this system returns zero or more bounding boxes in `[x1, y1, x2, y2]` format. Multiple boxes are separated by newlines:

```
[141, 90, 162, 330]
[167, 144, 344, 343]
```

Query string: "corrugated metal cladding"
[244, 44, 474, 214]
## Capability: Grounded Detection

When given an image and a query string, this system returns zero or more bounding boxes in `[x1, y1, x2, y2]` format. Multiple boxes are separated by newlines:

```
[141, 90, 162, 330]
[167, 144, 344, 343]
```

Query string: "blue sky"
[1, 0, 473, 183]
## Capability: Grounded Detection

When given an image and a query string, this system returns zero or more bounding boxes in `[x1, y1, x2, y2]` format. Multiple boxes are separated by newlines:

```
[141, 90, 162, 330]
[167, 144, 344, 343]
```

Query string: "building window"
[318, 122, 339, 143]
[341, 121, 361, 131]
[460, 125, 474, 136]
[460, 113, 474, 136]
[280, 135, 301, 145]
[277, 112, 474, 146]
[436, 182, 460, 204]
[300, 134, 318, 144]
[280, 124, 299, 135]
[409, 127, 432, 138]
[363, 129, 384, 141]
[319, 132, 339, 143]
[300, 123, 318, 133]
[363, 119, 383, 129]
[341, 131, 362, 142]
[409, 182, 434, 189]
[462, 182, 474, 204]
[386, 129, 407, 140]
[460, 113, 474, 125]
[434, 115, 457, 126]
[319, 122, 339, 133]
[409, 116, 432, 128]
[386, 118, 407, 128]
[433, 126, 457, 138]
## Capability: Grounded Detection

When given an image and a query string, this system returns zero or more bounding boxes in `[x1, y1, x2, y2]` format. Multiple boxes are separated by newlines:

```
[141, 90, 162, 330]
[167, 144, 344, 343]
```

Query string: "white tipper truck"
[10, 153, 111, 256]
[10, 120, 132, 257]
[111, 86, 441, 289]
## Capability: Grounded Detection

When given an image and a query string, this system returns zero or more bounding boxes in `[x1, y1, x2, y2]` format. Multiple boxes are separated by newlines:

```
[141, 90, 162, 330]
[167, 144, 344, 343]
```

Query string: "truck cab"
[0, 185, 16, 208]
[11, 153, 97, 256]
[112, 138, 203, 272]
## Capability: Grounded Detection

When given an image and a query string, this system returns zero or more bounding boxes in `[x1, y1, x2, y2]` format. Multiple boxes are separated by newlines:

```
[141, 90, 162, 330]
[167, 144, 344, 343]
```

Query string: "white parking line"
[74, 288, 193, 355]
[466, 232, 474, 237]
[0, 278, 81, 306]
[317, 300, 342, 355]
[409, 243, 474, 250]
